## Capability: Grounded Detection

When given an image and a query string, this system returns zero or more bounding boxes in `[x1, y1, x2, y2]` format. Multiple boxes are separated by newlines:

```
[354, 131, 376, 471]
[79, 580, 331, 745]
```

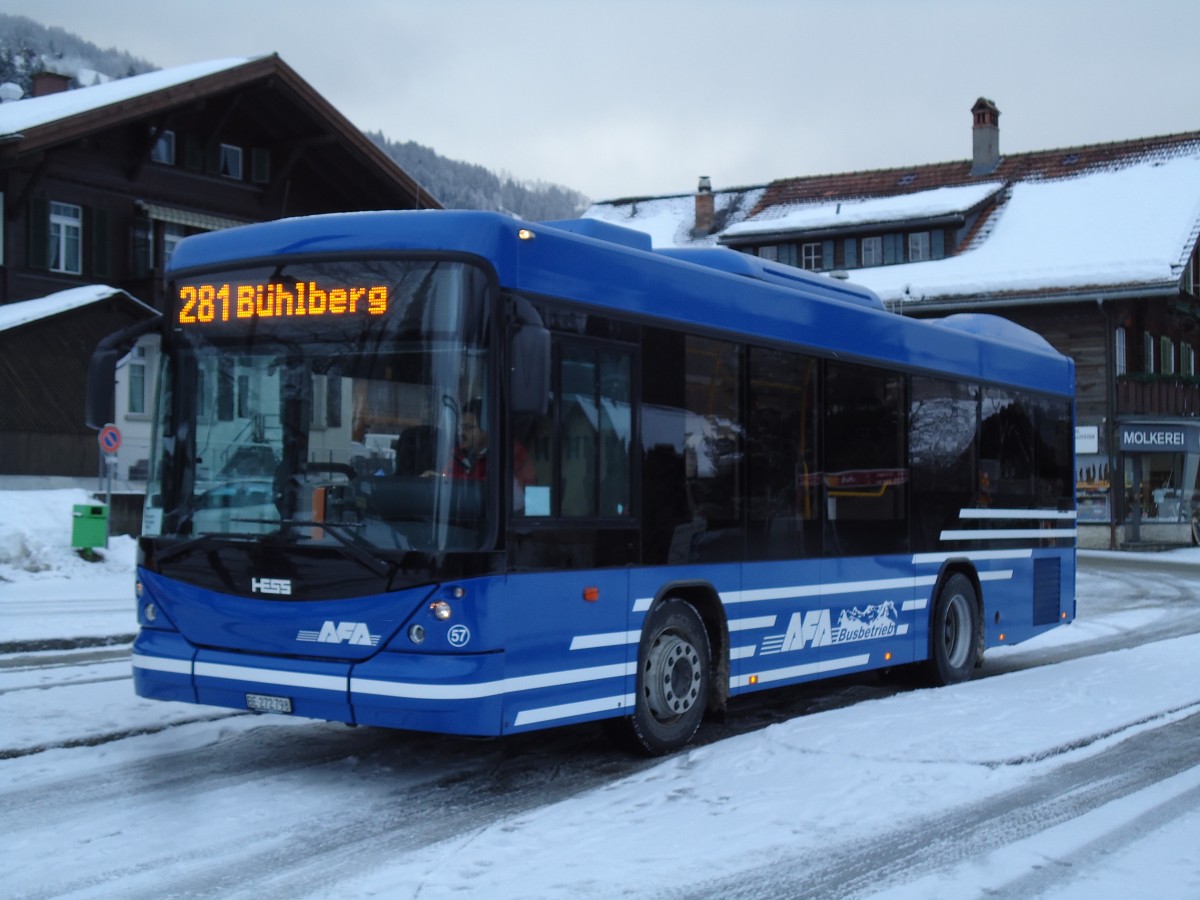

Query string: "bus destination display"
[177, 281, 389, 325]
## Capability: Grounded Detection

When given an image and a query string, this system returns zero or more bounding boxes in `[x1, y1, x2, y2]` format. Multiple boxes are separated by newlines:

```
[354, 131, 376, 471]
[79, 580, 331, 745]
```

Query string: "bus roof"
[167, 210, 1074, 397]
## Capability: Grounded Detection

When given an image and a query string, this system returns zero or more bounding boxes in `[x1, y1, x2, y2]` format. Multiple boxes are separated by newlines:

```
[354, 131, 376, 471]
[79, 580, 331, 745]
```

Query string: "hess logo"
[251, 577, 292, 596]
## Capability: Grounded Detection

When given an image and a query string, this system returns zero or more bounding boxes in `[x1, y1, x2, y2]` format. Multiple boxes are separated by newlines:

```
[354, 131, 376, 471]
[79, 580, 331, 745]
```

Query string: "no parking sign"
[98, 423, 122, 455]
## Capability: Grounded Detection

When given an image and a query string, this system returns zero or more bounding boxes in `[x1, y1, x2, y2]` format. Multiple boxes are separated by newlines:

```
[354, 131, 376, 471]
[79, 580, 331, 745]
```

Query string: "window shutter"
[932, 229, 945, 259]
[883, 234, 899, 265]
[28, 196, 49, 270]
[184, 135, 203, 171]
[90, 206, 111, 278]
[822, 240, 835, 270]
[251, 148, 271, 184]
[131, 219, 151, 277]
[844, 238, 857, 268]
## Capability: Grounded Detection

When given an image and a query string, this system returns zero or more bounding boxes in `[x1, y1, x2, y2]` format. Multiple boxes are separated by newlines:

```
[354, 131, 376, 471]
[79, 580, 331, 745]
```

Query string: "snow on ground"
[2, 489, 1199, 898]
[0, 487, 139, 643]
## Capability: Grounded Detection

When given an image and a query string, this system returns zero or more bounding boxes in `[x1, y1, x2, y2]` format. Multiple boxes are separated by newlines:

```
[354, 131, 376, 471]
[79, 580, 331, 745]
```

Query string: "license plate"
[246, 693, 293, 714]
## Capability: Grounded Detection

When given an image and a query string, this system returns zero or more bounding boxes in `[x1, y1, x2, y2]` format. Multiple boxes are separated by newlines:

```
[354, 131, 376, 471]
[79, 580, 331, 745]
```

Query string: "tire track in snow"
[674, 710, 1200, 900]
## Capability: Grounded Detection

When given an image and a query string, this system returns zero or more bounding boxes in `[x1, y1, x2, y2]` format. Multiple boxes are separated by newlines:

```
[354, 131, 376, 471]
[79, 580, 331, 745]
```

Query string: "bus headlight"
[408, 624, 426, 644]
[430, 600, 452, 621]
[144, 602, 158, 623]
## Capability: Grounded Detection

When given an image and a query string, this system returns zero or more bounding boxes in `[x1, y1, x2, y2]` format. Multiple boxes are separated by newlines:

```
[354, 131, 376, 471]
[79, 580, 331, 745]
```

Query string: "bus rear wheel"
[925, 573, 980, 686]
[626, 598, 710, 756]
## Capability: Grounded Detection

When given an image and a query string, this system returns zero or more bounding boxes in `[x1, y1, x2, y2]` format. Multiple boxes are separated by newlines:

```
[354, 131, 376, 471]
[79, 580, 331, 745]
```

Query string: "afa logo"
[760, 601, 904, 655]
[296, 621, 380, 646]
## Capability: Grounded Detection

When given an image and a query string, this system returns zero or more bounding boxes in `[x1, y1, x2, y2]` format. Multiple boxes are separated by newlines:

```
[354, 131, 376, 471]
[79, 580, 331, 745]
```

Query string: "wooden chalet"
[0, 54, 439, 311]
[0, 55, 440, 476]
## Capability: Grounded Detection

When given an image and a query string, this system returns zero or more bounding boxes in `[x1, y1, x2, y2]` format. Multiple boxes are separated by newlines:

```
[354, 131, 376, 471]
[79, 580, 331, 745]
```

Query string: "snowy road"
[2, 557, 1199, 898]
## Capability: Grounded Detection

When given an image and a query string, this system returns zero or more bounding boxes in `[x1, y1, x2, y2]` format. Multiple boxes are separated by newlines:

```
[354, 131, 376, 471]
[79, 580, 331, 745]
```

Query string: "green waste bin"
[71, 504, 109, 549]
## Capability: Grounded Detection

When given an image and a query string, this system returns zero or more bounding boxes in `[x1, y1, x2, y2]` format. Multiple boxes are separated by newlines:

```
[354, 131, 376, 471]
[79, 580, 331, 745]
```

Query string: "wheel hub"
[645, 632, 701, 721]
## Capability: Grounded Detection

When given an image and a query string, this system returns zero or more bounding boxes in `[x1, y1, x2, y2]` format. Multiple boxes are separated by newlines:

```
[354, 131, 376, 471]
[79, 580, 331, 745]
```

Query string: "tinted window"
[910, 377, 978, 552]
[979, 387, 1036, 508]
[515, 341, 633, 520]
[747, 347, 821, 559]
[642, 330, 743, 563]
[823, 361, 908, 556]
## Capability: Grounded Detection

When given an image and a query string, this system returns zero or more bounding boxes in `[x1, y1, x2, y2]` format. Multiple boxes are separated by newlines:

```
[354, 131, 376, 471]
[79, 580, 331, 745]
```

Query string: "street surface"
[2, 555, 1198, 899]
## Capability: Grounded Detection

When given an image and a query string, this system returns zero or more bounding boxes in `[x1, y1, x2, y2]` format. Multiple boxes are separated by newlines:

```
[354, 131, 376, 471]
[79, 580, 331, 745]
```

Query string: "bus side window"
[824, 361, 908, 557]
[514, 341, 633, 520]
[747, 347, 821, 560]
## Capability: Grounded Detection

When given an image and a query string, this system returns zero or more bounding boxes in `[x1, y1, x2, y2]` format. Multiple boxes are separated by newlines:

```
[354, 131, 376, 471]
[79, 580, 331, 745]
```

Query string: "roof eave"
[721, 213, 967, 247]
[885, 281, 1182, 313]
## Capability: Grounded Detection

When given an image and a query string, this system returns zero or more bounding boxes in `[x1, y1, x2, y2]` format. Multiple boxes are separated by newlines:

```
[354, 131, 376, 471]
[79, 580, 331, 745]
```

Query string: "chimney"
[32, 71, 71, 97]
[695, 176, 715, 235]
[970, 98, 1000, 175]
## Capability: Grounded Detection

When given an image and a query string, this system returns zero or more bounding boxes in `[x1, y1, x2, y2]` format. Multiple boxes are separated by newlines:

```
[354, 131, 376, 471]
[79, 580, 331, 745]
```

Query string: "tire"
[626, 598, 710, 756]
[924, 573, 980, 686]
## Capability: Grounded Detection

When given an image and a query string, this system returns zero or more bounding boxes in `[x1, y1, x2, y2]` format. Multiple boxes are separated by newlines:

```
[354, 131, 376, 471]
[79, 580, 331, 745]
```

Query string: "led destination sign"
[177, 281, 389, 326]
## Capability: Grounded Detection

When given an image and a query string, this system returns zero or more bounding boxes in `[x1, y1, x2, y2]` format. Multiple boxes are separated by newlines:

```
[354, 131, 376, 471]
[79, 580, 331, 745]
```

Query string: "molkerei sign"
[1119, 423, 1200, 451]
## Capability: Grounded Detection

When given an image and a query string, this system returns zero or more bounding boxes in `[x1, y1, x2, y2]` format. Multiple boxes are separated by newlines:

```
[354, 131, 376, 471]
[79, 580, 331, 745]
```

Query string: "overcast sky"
[9, 0, 1200, 201]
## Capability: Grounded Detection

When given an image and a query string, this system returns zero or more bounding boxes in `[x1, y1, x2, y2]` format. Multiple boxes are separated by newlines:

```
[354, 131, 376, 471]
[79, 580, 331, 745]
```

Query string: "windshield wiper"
[231, 518, 394, 579]
[154, 531, 257, 566]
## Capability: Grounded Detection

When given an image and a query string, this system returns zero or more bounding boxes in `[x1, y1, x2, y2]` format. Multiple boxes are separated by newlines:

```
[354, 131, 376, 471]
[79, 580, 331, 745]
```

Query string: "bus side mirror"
[511, 325, 550, 415]
[86, 345, 122, 430]
[85, 316, 162, 430]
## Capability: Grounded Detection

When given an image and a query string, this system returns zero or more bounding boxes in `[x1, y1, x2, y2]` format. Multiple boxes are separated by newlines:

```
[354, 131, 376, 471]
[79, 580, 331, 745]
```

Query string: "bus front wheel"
[626, 598, 710, 756]
[925, 573, 980, 686]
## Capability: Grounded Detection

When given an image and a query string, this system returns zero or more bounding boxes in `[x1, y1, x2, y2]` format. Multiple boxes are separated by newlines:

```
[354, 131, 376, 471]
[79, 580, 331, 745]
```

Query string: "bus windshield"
[146, 258, 493, 554]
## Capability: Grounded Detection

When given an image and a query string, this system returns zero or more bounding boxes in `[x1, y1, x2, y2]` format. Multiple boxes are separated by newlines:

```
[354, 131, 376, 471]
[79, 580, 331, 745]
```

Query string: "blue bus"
[89, 211, 1076, 754]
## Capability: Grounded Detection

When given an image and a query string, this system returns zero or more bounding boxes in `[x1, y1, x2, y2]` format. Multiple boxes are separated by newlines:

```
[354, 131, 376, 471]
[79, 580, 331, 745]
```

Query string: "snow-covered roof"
[584, 187, 766, 248]
[583, 133, 1200, 308]
[0, 58, 256, 136]
[723, 181, 1004, 237]
[853, 153, 1200, 305]
[0, 285, 153, 333]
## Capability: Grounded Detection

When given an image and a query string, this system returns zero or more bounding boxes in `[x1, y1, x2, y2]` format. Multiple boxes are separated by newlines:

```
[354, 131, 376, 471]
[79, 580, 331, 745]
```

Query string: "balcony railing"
[1116, 377, 1200, 416]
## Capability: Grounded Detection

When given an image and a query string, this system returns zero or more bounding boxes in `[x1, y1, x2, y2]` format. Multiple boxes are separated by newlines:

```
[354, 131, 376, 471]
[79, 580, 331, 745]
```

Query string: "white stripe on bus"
[194, 661, 346, 692]
[940, 528, 1076, 540]
[731, 653, 870, 689]
[957, 508, 1077, 520]
[132, 653, 192, 676]
[513, 694, 635, 727]
[352, 661, 637, 701]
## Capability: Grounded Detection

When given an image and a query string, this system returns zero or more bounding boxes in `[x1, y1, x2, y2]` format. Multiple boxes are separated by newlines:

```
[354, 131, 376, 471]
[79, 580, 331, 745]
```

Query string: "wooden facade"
[1, 54, 439, 312]
[0, 294, 154, 475]
[0, 55, 440, 475]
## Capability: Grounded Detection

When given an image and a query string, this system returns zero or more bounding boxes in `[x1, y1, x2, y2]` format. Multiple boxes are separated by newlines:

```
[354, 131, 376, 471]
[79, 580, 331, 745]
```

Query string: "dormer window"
[909, 232, 931, 262]
[801, 242, 822, 270]
[861, 237, 882, 267]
